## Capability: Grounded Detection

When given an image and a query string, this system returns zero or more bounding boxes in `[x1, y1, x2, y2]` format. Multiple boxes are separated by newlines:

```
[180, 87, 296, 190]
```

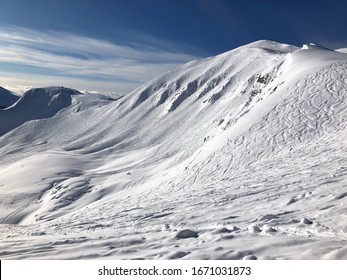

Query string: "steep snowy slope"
[0, 86, 19, 109]
[1, 40, 347, 259]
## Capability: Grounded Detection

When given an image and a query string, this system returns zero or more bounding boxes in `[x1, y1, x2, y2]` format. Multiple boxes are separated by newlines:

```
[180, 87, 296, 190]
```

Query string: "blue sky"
[0, 0, 346, 94]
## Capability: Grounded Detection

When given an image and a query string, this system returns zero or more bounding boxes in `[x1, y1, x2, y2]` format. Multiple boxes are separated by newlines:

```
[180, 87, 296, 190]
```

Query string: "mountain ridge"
[0, 86, 19, 109]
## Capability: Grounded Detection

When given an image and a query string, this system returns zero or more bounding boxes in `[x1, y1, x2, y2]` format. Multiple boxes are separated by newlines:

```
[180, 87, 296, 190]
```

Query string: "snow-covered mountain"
[1, 40, 347, 259]
[0, 86, 19, 109]
[0, 87, 80, 136]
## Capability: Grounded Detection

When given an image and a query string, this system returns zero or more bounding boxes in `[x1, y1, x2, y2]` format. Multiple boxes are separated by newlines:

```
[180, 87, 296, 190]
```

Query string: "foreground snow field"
[1, 40, 347, 259]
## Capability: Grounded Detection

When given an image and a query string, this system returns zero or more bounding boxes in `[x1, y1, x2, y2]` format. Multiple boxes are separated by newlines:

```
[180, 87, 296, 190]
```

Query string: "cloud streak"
[0, 27, 202, 94]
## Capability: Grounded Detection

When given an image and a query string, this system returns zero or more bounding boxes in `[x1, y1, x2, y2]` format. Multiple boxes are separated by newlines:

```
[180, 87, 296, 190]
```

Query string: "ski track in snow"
[1, 41, 347, 259]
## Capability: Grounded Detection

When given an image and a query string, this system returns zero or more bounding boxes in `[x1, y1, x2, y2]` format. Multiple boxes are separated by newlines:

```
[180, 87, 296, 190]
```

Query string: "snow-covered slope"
[1, 40, 347, 259]
[0, 86, 19, 109]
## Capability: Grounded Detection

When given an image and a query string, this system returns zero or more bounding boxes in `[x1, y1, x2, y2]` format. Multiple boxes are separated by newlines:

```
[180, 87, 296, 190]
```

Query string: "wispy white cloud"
[0, 27, 202, 94]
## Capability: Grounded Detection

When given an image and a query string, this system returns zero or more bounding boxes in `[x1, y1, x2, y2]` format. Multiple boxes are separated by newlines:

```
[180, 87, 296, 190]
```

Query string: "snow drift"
[1, 40, 347, 259]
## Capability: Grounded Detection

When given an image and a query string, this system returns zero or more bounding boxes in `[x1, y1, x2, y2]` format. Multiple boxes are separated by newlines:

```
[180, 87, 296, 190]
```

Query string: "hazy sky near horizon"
[0, 0, 346, 94]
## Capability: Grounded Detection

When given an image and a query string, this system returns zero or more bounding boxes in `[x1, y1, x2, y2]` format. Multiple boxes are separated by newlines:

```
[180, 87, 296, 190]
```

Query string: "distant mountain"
[1, 40, 347, 259]
[0, 86, 19, 109]
[0, 87, 80, 136]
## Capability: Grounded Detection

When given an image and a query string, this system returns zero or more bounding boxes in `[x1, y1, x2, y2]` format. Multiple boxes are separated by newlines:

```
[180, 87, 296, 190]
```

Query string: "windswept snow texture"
[1, 40, 347, 259]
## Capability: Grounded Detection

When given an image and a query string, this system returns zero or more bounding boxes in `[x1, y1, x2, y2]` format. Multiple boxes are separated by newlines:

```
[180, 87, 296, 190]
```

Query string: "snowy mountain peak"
[302, 43, 318, 49]
[20, 86, 81, 102]
[0, 87, 82, 136]
[241, 39, 299, 53]
[0, 86, 19, 109]
[301, 43, 335, 51]
[123, 40, 299, 117]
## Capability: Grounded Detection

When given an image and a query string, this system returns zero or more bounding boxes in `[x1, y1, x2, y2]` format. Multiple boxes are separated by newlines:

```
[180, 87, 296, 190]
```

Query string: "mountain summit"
[1, 40, 347, 259]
